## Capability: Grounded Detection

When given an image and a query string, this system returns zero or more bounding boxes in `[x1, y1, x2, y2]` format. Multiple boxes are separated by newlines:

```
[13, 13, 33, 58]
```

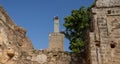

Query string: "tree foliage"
[63, 7, 91, 53]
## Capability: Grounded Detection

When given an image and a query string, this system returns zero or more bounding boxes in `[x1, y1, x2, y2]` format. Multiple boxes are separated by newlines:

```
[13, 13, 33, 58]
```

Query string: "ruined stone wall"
[96, 0, 120, 7]
[88, 0, 120, 64]
[0, 6, 35, 64]
[30, 50, 86, 64]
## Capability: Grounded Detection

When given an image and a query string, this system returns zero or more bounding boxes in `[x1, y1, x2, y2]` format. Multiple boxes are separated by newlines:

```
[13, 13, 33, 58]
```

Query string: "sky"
[0, 0, 94, 51]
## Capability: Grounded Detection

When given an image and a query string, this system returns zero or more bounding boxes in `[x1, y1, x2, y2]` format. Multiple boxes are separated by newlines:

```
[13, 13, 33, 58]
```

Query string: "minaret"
[54, 16, 59, 32]
[48, 16, 64, 51]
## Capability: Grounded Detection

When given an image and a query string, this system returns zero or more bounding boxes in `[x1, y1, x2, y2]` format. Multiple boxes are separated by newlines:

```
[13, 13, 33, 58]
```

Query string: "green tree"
[63, 7, 91, 53]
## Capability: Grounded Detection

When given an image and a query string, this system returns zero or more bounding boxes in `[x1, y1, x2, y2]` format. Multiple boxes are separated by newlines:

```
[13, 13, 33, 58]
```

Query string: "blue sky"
[0, 0, 94, 51]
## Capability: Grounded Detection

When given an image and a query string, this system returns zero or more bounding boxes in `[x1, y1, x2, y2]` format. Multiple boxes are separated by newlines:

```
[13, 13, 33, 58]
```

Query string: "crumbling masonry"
[0, 0, 120, 64]
[88, 0, 120, 64]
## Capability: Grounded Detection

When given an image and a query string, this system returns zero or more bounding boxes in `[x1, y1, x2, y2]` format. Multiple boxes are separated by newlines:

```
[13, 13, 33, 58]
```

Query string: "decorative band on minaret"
[54, 16, 59, 32]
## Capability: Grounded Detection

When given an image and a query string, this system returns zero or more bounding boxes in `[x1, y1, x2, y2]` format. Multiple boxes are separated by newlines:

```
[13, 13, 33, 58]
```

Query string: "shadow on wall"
[70, 52, 87, 64]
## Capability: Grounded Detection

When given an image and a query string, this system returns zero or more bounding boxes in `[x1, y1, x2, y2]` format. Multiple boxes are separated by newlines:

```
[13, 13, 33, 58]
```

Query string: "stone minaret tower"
[49, 16, 64, 51]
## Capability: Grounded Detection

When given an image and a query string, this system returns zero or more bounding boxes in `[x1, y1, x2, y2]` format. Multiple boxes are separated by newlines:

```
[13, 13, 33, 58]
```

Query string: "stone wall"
[0, 6, 35, 64]
[30, 50, 86, 64]
[96, 0, 120, 7]
[88, 0, 120, 64]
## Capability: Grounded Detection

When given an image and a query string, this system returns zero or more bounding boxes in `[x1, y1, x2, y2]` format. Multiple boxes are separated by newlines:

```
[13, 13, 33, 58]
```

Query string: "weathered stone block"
[96, 0, 120, 7]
